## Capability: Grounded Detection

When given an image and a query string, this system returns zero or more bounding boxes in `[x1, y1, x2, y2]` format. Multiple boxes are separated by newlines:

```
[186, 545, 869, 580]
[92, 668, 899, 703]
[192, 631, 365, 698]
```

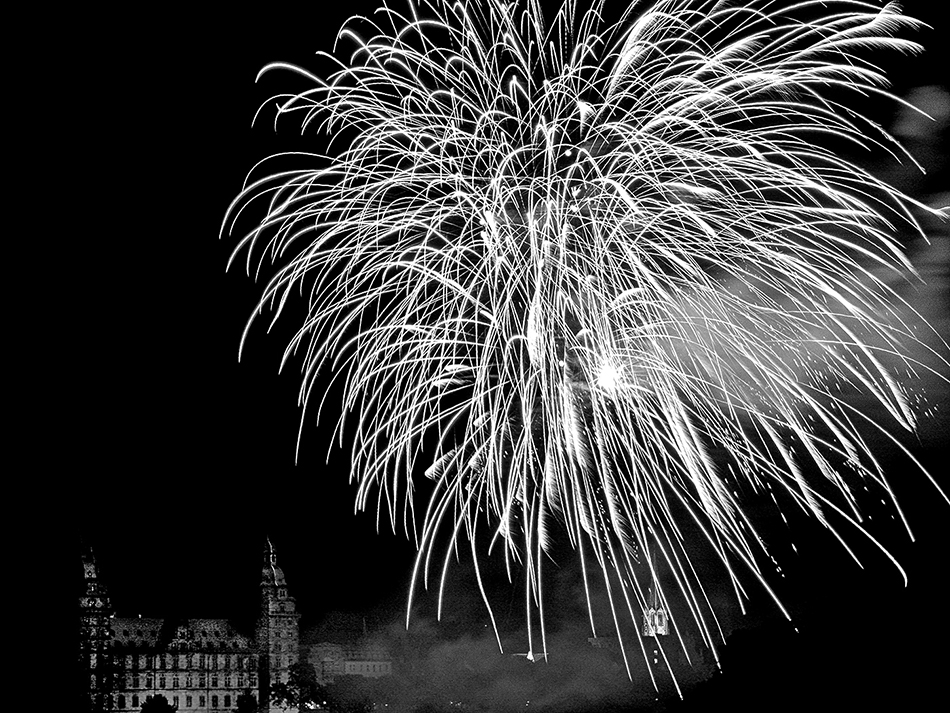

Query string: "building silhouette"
[308, 641, 393, 684]
[79, 539, 299, 712]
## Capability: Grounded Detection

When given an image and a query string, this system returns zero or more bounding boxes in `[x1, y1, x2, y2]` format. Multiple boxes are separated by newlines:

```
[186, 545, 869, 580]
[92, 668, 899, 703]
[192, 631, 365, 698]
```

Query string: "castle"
[79, 539, 300, 712]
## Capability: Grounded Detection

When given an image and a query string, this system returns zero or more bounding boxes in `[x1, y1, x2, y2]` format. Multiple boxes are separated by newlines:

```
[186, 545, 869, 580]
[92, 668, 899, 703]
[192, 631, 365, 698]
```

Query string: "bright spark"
[597, 362, 623, 391]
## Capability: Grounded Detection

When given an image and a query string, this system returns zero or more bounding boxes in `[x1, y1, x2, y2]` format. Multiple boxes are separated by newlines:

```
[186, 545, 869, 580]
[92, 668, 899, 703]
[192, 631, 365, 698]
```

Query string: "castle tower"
[257, 538, 301, 712]
[79, 543, 118, 711]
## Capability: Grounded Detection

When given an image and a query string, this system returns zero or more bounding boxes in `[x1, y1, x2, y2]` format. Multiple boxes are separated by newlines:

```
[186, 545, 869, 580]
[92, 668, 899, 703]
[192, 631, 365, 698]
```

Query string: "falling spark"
[222, 0, 948, 693]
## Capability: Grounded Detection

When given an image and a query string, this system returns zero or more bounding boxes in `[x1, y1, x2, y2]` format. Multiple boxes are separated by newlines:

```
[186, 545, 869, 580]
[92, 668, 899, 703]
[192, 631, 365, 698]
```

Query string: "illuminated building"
[308, 641, 393, 684]
[79, 540, 299, 712]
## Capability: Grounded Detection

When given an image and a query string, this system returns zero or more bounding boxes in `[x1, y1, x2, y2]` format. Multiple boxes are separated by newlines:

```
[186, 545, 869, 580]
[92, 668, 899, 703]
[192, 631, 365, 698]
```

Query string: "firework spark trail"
[223, 0, 949, 691]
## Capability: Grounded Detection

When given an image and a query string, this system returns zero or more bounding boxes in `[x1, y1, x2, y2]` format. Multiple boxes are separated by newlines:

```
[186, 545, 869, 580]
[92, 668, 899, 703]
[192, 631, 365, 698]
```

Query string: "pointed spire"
[81, 538, 103, 586]
[82, 542, 96, 578]
[262, 537, 286, 587]
[79, 538, 111, 610]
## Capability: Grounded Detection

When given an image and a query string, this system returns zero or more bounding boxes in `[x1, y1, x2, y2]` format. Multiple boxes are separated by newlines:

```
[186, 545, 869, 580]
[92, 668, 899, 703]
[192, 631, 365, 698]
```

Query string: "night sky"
[58, 2, 948, 711]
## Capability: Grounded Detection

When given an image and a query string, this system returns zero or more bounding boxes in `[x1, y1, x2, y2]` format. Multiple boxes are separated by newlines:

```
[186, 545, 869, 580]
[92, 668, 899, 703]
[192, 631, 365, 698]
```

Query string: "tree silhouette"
[141, 694, 177, 712]
[269, 662, 327, 710]
[232, 690, 260, 713]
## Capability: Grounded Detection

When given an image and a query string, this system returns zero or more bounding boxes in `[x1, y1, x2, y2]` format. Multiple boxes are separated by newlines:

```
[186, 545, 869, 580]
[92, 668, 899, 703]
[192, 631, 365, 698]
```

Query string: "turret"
[256, 539, 300, 711]
[79, 542, 117, 711]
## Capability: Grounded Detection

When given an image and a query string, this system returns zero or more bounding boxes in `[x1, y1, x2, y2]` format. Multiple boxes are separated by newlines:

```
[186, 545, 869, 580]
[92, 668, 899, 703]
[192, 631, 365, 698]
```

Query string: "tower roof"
[79, 539, 111, 610]
[262, 537, 287, 587]
[81, 539, 99, 581]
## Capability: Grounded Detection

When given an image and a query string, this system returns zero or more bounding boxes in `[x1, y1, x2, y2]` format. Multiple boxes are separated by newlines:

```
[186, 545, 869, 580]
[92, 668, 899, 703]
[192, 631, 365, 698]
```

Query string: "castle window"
[199, 675, 206, 687]
[199, 696, 205, 707]
[118, 695, 126, 709]
[159, 677, 166, 689]
[187, 676, 193, 688]
[173, 677, 179, 688]
[173, 696, 179, 708]
[133, 676, 140, 688]
[212, 695, 219, 708]
[224, 695, 231, 708]
[132, 695, 139, 707]
[187, 695, 193, 707]
[225, 676, 231, 688]
[211, 675, 218, 687]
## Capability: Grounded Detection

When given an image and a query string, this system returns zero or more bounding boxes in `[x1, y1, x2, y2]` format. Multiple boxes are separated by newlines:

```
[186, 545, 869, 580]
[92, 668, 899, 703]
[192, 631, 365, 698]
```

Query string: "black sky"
[58, 2, 948, 711]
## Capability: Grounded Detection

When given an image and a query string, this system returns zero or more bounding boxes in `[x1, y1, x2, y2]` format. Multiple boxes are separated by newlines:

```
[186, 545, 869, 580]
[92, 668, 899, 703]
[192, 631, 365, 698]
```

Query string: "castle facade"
[79, 540, 299, 712]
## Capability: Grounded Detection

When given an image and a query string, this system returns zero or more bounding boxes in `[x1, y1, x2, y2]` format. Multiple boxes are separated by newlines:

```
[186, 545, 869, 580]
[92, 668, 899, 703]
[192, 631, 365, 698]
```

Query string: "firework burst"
[223, 0, 948, 692]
